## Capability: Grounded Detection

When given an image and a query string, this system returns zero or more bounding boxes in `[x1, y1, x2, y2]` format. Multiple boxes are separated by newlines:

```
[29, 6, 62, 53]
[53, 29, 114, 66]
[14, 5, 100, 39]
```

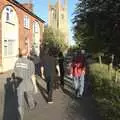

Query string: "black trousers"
[46, 76, 53, 102]
[60, 70, 64, 86]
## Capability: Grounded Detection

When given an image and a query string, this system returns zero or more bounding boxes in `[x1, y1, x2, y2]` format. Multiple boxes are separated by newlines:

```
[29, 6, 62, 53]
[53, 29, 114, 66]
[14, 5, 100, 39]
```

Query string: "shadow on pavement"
[61, 76, 75, 99]
[3, 77, 20, 120]
[64, 80, 74, 90]
[36, 80, 48, 103]
[63, 76, 102, 120]
[61, 87, 75, 98]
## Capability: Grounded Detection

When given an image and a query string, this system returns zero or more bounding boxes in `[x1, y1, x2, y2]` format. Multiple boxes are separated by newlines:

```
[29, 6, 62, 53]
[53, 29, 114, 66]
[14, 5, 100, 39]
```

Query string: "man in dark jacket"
[41, 48, 60, 104]
[58, 51, 65, 87]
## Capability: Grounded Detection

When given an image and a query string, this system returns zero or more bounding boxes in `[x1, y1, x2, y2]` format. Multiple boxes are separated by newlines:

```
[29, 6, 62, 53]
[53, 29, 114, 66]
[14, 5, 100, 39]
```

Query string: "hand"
[34, 86, 38, 94]
[70, 74, 73, 78]
[41, 74, 45, 79]
[82, 70, 85, 75]
[11, 73, 15, 79]
[58, 72, 60, 77]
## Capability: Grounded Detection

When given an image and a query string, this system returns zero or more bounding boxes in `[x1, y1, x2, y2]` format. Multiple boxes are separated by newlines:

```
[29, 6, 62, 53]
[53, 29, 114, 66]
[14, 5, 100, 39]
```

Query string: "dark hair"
[48, 47, 57, 56]
[58, 51, 63, 57]
[48, 48, 53, 56]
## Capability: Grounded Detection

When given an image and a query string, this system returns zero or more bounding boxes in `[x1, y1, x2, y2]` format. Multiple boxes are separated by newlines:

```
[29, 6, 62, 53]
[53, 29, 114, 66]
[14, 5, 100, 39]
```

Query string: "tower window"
[61, 14, 64, 19]
[51, 8, 54, 14]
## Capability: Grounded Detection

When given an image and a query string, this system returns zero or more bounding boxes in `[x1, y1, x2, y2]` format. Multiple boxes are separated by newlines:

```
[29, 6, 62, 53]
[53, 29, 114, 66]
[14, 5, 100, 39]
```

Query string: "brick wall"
[0, 18, 2, 65]
[0, 0, 44, 58]
[0, 0, 7, 65]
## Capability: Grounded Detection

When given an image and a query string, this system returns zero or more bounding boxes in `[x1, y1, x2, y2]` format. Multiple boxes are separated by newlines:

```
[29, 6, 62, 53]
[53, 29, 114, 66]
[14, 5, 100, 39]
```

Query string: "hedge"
[89, 63, 120, 120]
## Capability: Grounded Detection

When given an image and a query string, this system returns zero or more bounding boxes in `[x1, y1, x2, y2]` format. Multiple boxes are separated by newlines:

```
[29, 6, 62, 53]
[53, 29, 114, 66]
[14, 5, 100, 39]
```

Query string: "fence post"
[115, 70, 118, 83]
[108, 63, 113, 80]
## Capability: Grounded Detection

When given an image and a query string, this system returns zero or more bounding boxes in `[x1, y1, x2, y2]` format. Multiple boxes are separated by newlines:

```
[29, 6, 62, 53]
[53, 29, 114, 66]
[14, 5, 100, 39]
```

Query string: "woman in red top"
[71, 52, 86, 98]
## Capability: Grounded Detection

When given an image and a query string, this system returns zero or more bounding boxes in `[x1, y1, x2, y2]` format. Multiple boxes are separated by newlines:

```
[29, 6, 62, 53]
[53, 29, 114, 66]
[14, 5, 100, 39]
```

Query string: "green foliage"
[73, 0, 120, 55]
[43, 27, 68, 53]
[89, 63, 120, 120]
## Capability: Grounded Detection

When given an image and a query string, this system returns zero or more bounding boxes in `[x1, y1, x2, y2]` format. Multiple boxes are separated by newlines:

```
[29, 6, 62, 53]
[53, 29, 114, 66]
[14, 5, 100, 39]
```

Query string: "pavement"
[0, 72, 101, 120]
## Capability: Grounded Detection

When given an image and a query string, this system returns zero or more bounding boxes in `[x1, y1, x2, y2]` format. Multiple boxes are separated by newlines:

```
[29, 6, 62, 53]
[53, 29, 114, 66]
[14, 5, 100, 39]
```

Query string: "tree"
[43, 27, 68, 54]
[73, 0, 120, 57]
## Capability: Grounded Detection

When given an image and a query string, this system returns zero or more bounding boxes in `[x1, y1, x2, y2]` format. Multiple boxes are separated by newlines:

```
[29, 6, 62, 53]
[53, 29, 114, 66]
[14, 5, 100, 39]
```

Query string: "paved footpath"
[0, 72, 101, 120]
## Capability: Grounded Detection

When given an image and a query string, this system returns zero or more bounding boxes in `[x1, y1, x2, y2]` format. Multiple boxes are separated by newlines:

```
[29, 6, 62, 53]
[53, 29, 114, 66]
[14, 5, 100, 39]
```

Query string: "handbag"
[11, 73, 23, 88]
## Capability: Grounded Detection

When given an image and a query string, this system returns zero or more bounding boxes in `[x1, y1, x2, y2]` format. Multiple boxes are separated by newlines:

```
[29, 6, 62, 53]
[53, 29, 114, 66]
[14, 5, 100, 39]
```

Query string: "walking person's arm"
[40, 66, 45, 79]
[82, 67, 86, 75]
[30, 61, 38, 94]
[70, 62, 74, 78]
[31, 74, 38, 93]
[56, 64, 60, 77]
[40, 56, 45, 79]
[81, 58, 86, 76]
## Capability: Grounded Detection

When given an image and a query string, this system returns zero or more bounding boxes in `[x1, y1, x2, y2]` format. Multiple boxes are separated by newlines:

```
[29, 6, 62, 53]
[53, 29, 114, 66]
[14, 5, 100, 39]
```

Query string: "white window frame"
[5, 6, 14, 24]
[4, 39, 15, 57]
[24, 16, 30, 29]
[33, 21, 39, 33]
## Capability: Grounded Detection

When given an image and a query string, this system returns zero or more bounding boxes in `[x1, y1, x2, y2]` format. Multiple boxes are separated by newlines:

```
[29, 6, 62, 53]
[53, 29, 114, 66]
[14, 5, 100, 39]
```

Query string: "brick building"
[0, 0, 45, 72]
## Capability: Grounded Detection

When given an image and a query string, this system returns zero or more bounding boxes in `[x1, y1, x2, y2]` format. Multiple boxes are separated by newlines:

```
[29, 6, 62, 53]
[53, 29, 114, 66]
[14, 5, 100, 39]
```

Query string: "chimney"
[22, 3, 33, 12]
[20, 0, 33, 12]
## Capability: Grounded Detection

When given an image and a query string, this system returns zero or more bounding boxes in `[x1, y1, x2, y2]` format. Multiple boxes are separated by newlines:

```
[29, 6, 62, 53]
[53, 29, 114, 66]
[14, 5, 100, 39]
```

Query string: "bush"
[89, 63, 120, 120]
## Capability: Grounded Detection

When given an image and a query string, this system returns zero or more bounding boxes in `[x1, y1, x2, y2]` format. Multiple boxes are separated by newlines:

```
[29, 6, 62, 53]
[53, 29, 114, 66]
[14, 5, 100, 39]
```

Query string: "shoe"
[29, 102, 37, 110]
[77, 94, 82, 98]
[34, 101, 37, 107]
[61, 85, 64, 91]
[48, 101, 54, 104]
[75, 90, 78, 97]
[60, 84, 64, 89]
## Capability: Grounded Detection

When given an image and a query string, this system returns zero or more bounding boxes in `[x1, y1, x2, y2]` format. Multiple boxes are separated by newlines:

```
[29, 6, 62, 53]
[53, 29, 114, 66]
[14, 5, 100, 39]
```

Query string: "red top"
[71, 55, 86, 77]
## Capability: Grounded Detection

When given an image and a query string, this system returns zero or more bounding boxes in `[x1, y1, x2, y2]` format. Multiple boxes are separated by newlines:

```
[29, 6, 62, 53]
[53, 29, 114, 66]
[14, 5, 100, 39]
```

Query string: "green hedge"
[89, 63, 120, 120]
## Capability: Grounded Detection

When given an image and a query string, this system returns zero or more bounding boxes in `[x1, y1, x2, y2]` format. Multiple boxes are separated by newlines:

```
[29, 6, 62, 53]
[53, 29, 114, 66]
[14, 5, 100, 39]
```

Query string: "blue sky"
[19, 0, 78, 45]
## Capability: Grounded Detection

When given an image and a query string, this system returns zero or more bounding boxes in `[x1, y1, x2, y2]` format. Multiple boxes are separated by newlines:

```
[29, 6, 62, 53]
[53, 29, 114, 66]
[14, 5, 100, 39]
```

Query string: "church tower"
[48, 0, 69, 43]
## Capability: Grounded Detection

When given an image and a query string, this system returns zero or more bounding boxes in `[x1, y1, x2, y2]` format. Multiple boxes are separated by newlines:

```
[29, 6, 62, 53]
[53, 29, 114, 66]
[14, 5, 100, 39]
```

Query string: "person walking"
[29, 46, 40, 76]
[40, 48, 60, 104]
[13, 48, 38, 120]
[58, 51, 65, 88]
[71, 51, 86, 98]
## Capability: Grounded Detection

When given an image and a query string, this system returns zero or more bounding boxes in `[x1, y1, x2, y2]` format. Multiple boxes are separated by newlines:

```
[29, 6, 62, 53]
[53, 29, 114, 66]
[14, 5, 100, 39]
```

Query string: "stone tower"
[48, 0, 69, 43]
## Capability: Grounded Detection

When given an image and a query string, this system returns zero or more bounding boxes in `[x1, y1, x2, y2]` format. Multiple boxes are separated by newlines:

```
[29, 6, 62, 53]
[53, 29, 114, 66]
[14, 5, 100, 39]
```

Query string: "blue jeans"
[73, 74, 85, 96]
